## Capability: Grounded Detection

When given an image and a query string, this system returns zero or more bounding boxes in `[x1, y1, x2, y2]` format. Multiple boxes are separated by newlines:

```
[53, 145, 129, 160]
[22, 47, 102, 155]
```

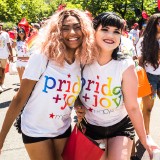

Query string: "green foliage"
[2, 22, 17, 30]
[0, 0, 159, 27]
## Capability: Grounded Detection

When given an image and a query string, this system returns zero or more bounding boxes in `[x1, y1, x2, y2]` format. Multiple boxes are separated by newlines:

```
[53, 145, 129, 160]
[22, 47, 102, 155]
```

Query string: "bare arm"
[122, 65, 153, 159]
[12, 41, 17, 48]
[0, 79, 37, 152]
[122, 65, 146, 142]
[7, 43, 13, 62]
[74, 97, 86, 123]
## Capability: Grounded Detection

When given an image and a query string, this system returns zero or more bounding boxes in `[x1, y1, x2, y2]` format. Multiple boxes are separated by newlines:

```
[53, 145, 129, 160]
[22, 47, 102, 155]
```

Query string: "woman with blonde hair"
[0, 9, 96, 160]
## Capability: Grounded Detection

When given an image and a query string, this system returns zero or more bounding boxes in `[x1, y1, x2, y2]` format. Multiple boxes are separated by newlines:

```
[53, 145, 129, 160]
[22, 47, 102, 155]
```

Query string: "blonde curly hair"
[38, 9, 97, 66]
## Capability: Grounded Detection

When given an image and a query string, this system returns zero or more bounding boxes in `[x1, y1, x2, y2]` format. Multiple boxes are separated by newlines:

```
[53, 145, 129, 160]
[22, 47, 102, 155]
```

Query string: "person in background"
[135, 13, 160, 159]
[30, 23, 40, 35]
[76, 12, 158, 160]
[129, 23, 140, 47]
[120, 19, 137, 59]
[0, 9, 96, 160]
[122, 19, 128, 38]
[12, 27, 29, 86]
[0, 22, 13, 93]
[27, 23, 40, 56]
[139, 24, 147, 37]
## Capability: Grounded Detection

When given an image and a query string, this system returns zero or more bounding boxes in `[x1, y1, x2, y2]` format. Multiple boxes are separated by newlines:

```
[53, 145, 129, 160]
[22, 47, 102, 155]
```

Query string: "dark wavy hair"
[141, 13, 160, 70]
[17, 28, 26, 41]
[93, 12, 124, 60]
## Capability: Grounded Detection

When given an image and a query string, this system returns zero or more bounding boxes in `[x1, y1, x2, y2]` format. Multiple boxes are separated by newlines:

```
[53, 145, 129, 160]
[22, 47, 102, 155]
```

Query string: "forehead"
[98, 25, 119, 30]
[63, 16, 80, 25]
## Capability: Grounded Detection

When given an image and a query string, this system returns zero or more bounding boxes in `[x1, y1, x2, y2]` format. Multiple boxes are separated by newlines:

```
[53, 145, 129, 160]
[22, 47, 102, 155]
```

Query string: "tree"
[66, 0, 157, 19]
[0, 0, 158, 26]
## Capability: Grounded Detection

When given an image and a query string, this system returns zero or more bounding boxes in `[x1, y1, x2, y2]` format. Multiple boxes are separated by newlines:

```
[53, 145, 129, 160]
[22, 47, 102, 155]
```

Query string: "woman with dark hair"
[76, 12, 158, 160]
[13, 27, 29, 84]
[0, 9, 96, 160]
[136, 13, 160, 146]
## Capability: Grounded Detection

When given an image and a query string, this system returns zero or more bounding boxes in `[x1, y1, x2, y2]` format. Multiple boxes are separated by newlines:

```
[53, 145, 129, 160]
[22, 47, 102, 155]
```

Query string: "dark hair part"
[93, 12, 124, 60]
[141, 13, 160, 70]
[17, 28, 26, 41]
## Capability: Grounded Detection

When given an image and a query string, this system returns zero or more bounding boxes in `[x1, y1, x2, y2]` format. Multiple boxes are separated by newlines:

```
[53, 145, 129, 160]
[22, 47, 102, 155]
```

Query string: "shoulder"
[117, 58, 135, 72]
[121, 58, 134, 65]
[2, 31, 9, 36]
[1, 31, 9, 37]
[28, 51, 48, 67]
[129, 29, 134, 33]
[30, 51, 47, 61]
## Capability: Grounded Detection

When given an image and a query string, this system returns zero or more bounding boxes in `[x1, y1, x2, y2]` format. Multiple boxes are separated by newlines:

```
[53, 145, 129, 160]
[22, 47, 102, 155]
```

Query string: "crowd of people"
[0, 8, 160, 160]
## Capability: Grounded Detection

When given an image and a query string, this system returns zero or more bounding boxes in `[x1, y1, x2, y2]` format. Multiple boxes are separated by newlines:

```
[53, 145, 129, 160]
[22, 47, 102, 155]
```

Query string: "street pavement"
[0, 73, 160, 160]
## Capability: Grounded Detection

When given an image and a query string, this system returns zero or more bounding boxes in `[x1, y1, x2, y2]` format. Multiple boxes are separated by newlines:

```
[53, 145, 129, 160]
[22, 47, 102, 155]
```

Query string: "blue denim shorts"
[146, 72, 160, 93]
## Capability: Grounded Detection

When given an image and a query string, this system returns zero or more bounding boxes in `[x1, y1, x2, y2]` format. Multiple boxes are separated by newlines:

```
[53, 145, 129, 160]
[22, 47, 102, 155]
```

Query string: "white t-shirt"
[21, 52, 81, 137]
[136, 37, 160, 75]
[129, 29, 140, 45]
[0, 31, 10, 59]
[79, 58, 134, 127]
[120, 36, 136, 57]
[16, 41, 30, 57]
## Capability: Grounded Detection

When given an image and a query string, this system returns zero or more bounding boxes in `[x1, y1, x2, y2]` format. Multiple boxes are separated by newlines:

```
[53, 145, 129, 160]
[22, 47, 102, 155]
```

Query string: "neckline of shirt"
[95, 59, 114, 68]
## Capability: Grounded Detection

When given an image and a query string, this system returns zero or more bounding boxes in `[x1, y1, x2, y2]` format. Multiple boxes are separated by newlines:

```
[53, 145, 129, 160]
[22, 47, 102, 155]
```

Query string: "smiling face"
[95, 25, 121, 52]
[18, 29, 25, 37]
[61, 16, 83, 52]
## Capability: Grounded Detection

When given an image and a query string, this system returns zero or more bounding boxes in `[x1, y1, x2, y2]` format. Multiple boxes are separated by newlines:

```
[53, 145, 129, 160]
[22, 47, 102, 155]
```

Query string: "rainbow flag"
[26, 33, 38, 50]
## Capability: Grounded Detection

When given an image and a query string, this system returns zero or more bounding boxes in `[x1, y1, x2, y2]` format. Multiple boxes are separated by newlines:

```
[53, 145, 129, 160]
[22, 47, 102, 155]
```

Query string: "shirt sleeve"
[121, 58, 135, 74]
[22, 52, 48, 81]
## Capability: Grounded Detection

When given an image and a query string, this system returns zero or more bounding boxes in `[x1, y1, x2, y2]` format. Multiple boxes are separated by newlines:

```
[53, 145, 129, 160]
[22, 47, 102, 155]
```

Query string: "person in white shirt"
[76, 12, 158, 160]
[129, 23, 140, 47]
[0, 22, 13, 93]
[12, 27, 30, 85]
[0, 9, 96, 159]
[136, 13, 160, 151]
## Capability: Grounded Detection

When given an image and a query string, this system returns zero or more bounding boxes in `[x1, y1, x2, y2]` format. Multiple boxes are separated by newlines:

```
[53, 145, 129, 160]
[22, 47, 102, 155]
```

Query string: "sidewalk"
[0, 73, 160, 160]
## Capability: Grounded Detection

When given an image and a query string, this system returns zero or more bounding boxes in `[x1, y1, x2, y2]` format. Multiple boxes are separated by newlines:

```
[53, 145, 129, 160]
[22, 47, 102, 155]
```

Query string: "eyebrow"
[102, 26, 120, 30]
[62, 23, 80, 27]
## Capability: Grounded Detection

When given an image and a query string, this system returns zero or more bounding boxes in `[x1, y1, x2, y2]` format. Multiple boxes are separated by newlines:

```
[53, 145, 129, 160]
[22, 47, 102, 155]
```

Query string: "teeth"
[104, 40, 114, 44]
[69, 38, 78, 41]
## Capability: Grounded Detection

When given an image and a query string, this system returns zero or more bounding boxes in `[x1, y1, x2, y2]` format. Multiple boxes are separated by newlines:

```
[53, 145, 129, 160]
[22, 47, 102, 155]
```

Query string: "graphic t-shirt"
[16, 41, 30, 57]
[0, 31, 10, 59]
[120, 36, 136, 57]
[21, 53, 81, 137]
[136, 37, 160, 75]
[79, 58, 134, 127]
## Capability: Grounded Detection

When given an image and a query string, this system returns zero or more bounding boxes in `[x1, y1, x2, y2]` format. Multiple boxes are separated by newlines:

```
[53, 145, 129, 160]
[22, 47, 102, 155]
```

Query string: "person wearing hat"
[129, 23, 140, 47]
[0, 22, 13, 93]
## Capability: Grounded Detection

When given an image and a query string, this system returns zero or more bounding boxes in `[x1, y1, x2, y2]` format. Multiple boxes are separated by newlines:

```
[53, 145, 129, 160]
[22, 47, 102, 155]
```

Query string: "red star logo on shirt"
[88, 108, 93, 112]
[67, 74, 71, 78]
[49, 113, 55, 118]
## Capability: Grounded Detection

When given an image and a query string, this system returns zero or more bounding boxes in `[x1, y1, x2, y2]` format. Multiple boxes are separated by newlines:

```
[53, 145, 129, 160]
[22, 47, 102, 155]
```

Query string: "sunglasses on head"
[18, 30, 24, 33]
